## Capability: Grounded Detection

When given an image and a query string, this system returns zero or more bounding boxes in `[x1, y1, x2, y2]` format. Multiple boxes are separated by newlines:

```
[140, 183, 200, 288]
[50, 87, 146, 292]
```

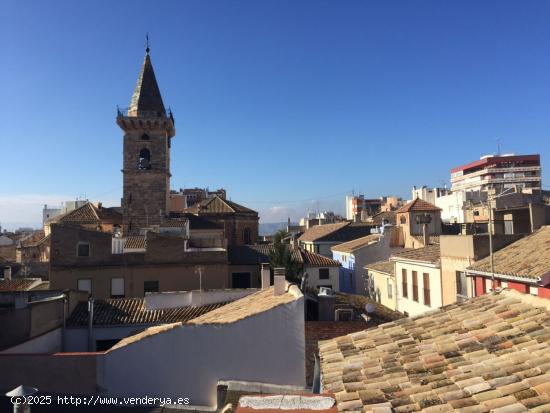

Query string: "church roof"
[128, 51, 166, 117]
[185, 196, 258, 216]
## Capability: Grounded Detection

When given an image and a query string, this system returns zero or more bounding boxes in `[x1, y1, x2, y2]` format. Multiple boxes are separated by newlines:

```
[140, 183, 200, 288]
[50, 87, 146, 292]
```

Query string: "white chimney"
[274, 267, 286, 296]
[261, 263, 271, 289]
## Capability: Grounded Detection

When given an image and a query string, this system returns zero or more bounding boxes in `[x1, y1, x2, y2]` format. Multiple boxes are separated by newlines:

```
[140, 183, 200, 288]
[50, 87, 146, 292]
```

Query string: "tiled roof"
[188, 284, 302, 325]
[391, 244, 441, 265]
[396, 198, 442, 213]
[371, 211, 397, 225]
[67, 297, 227, 327]
[301, 249, 341, 267]
[299, 223, 376, 244]
[109, 284, 303, 350]
[125, 235, 147, 249]
[228, 244, 340, 267]
[53, 203, 122, 225]
[334, 293, 403, 322]
[160, 218, 188, 228]
[129, 52, 166, 116]
[0, 278, 42, 292]
[319, 289, 550, 413]
[298, 223, 349, 243]
[467, 225, 550, 281]
[186, 196, 257, 215]
[19, 231, 47, 248]
[365, 260, 395, 275]
[331, 234, 382, 253]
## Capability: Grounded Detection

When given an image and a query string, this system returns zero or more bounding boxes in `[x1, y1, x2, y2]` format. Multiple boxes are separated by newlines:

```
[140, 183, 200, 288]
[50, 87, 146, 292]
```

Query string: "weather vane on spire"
[146, 33, 150, 54]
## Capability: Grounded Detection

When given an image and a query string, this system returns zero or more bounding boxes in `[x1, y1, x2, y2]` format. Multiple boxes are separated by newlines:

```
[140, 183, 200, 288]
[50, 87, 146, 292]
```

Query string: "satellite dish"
[365, 303, 376, 314]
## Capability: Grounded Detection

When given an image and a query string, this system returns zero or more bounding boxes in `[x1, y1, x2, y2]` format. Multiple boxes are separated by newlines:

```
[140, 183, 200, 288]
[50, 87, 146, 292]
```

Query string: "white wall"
[144, 289, 257, 310]
[435, 192, 467, 224]
[100, 297, 305, 406]
[305, 266, 340, 291]
[1, 328, 62, 354]
[395, 261, 442, 317]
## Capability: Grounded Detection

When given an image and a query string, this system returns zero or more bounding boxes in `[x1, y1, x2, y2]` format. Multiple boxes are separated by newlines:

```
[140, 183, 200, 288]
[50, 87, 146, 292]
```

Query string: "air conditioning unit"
[318, 287, 333, 296]
[334, 309, 353, 321]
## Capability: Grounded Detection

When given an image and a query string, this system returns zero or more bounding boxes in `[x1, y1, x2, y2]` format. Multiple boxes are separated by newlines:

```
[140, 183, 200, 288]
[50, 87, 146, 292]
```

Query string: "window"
[319, 268, 330, 280]
[141, 133, 150, 140]
[456, 271, 468, 297]
[77, 279, 92, 293]
[111, 277, 125, 298]
[77, 242, 90, 257]
[243, 228, 252, 244]
[138, 148, 151, 170]
[387, 279, 393, 299]
[400, 215, 406, 224]
[423, 273, 430, 306]
[412, 271, 418, 302]
[232, 272, 251, 288]
[402, 269, 408, 298]
[144, 281, 159, 295]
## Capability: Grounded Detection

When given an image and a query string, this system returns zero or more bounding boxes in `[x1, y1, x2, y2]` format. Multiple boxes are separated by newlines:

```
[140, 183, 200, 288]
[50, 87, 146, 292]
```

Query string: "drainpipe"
[61, 293, 67, 352]
[87, 297, 94, 352]
[312, 353, 321, 394]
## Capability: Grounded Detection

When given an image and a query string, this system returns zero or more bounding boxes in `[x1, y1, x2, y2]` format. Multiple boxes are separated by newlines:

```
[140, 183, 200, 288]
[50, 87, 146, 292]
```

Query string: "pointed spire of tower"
[128, 36, 166, 117]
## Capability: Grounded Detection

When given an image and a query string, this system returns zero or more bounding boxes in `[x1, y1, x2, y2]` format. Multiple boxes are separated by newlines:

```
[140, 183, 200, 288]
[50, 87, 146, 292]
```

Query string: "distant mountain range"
[259, 222, 293, 236]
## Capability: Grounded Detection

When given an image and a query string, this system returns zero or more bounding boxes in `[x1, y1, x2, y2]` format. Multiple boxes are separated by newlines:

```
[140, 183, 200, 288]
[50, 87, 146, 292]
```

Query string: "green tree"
[268, 230, 302, 284]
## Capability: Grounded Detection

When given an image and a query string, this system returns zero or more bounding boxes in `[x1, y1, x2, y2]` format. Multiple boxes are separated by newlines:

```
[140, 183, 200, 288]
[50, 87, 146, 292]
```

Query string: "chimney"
[261, 263, 271, 289]
[3, 266, 11, 280]
[97, 202, 102, 209]
[274, 267, 286, 296]
[423, 223, 430, 246]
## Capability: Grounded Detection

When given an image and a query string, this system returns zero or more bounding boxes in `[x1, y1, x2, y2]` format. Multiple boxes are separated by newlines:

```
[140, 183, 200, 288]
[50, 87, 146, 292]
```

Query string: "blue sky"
[1, 0, 549, 230]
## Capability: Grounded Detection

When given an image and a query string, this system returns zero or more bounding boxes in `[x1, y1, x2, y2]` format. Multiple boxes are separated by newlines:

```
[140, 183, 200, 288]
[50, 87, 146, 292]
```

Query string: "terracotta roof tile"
[0, 278, 42, 291]
[391, 244, 441, 264]
[188, 283, 302, 325]
[467, 226, 550, 281]
[67, 297, 226, 327]
[365, 260, 395, 275]
[319, 290, 550, 413]
[124, 235, 146, 249]
[299, 223, 376, 243]
[396, 199, 441, 213]
[331, 235, 382, 253]
[228, 244, 340, 267]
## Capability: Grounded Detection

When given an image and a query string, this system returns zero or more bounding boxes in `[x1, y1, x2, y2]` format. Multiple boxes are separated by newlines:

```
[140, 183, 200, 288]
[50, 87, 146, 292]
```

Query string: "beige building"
[391, 245, 442, 317]
[395, 198, 442, 248]
[364, 260, 396, 311]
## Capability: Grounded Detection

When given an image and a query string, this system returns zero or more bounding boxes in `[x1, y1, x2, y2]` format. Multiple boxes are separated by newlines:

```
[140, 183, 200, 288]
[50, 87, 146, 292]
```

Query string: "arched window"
[141, 134, 150, 140]
[138, 148, 151, 170]
[243, 227, 252, 245]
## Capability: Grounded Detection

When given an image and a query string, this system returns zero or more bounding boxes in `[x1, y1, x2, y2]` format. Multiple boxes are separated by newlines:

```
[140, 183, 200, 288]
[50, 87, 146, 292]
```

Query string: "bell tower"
[117, 44, 175, 235]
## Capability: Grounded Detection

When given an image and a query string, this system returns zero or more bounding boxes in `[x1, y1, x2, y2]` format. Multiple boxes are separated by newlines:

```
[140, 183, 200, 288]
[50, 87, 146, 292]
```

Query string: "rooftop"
[185, 196, 257, 215]
[299, 222, 375, 243]
[331, 234, 382, 254]
[0, 278, 46, 292]
[396, 198, 441, 213]
[67, 297, 228, 327]
[128, 51, 166, 117]
[228, 244, 340, 267]
[467, 225, 550, 282]
[109, 283, 302, 350]
[319, 289, 550, 413]
[188, 284, 302, 325]
[391, 244, 441, 265]
[49, 202, 122, 226]
[365, 260, 395, 275]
